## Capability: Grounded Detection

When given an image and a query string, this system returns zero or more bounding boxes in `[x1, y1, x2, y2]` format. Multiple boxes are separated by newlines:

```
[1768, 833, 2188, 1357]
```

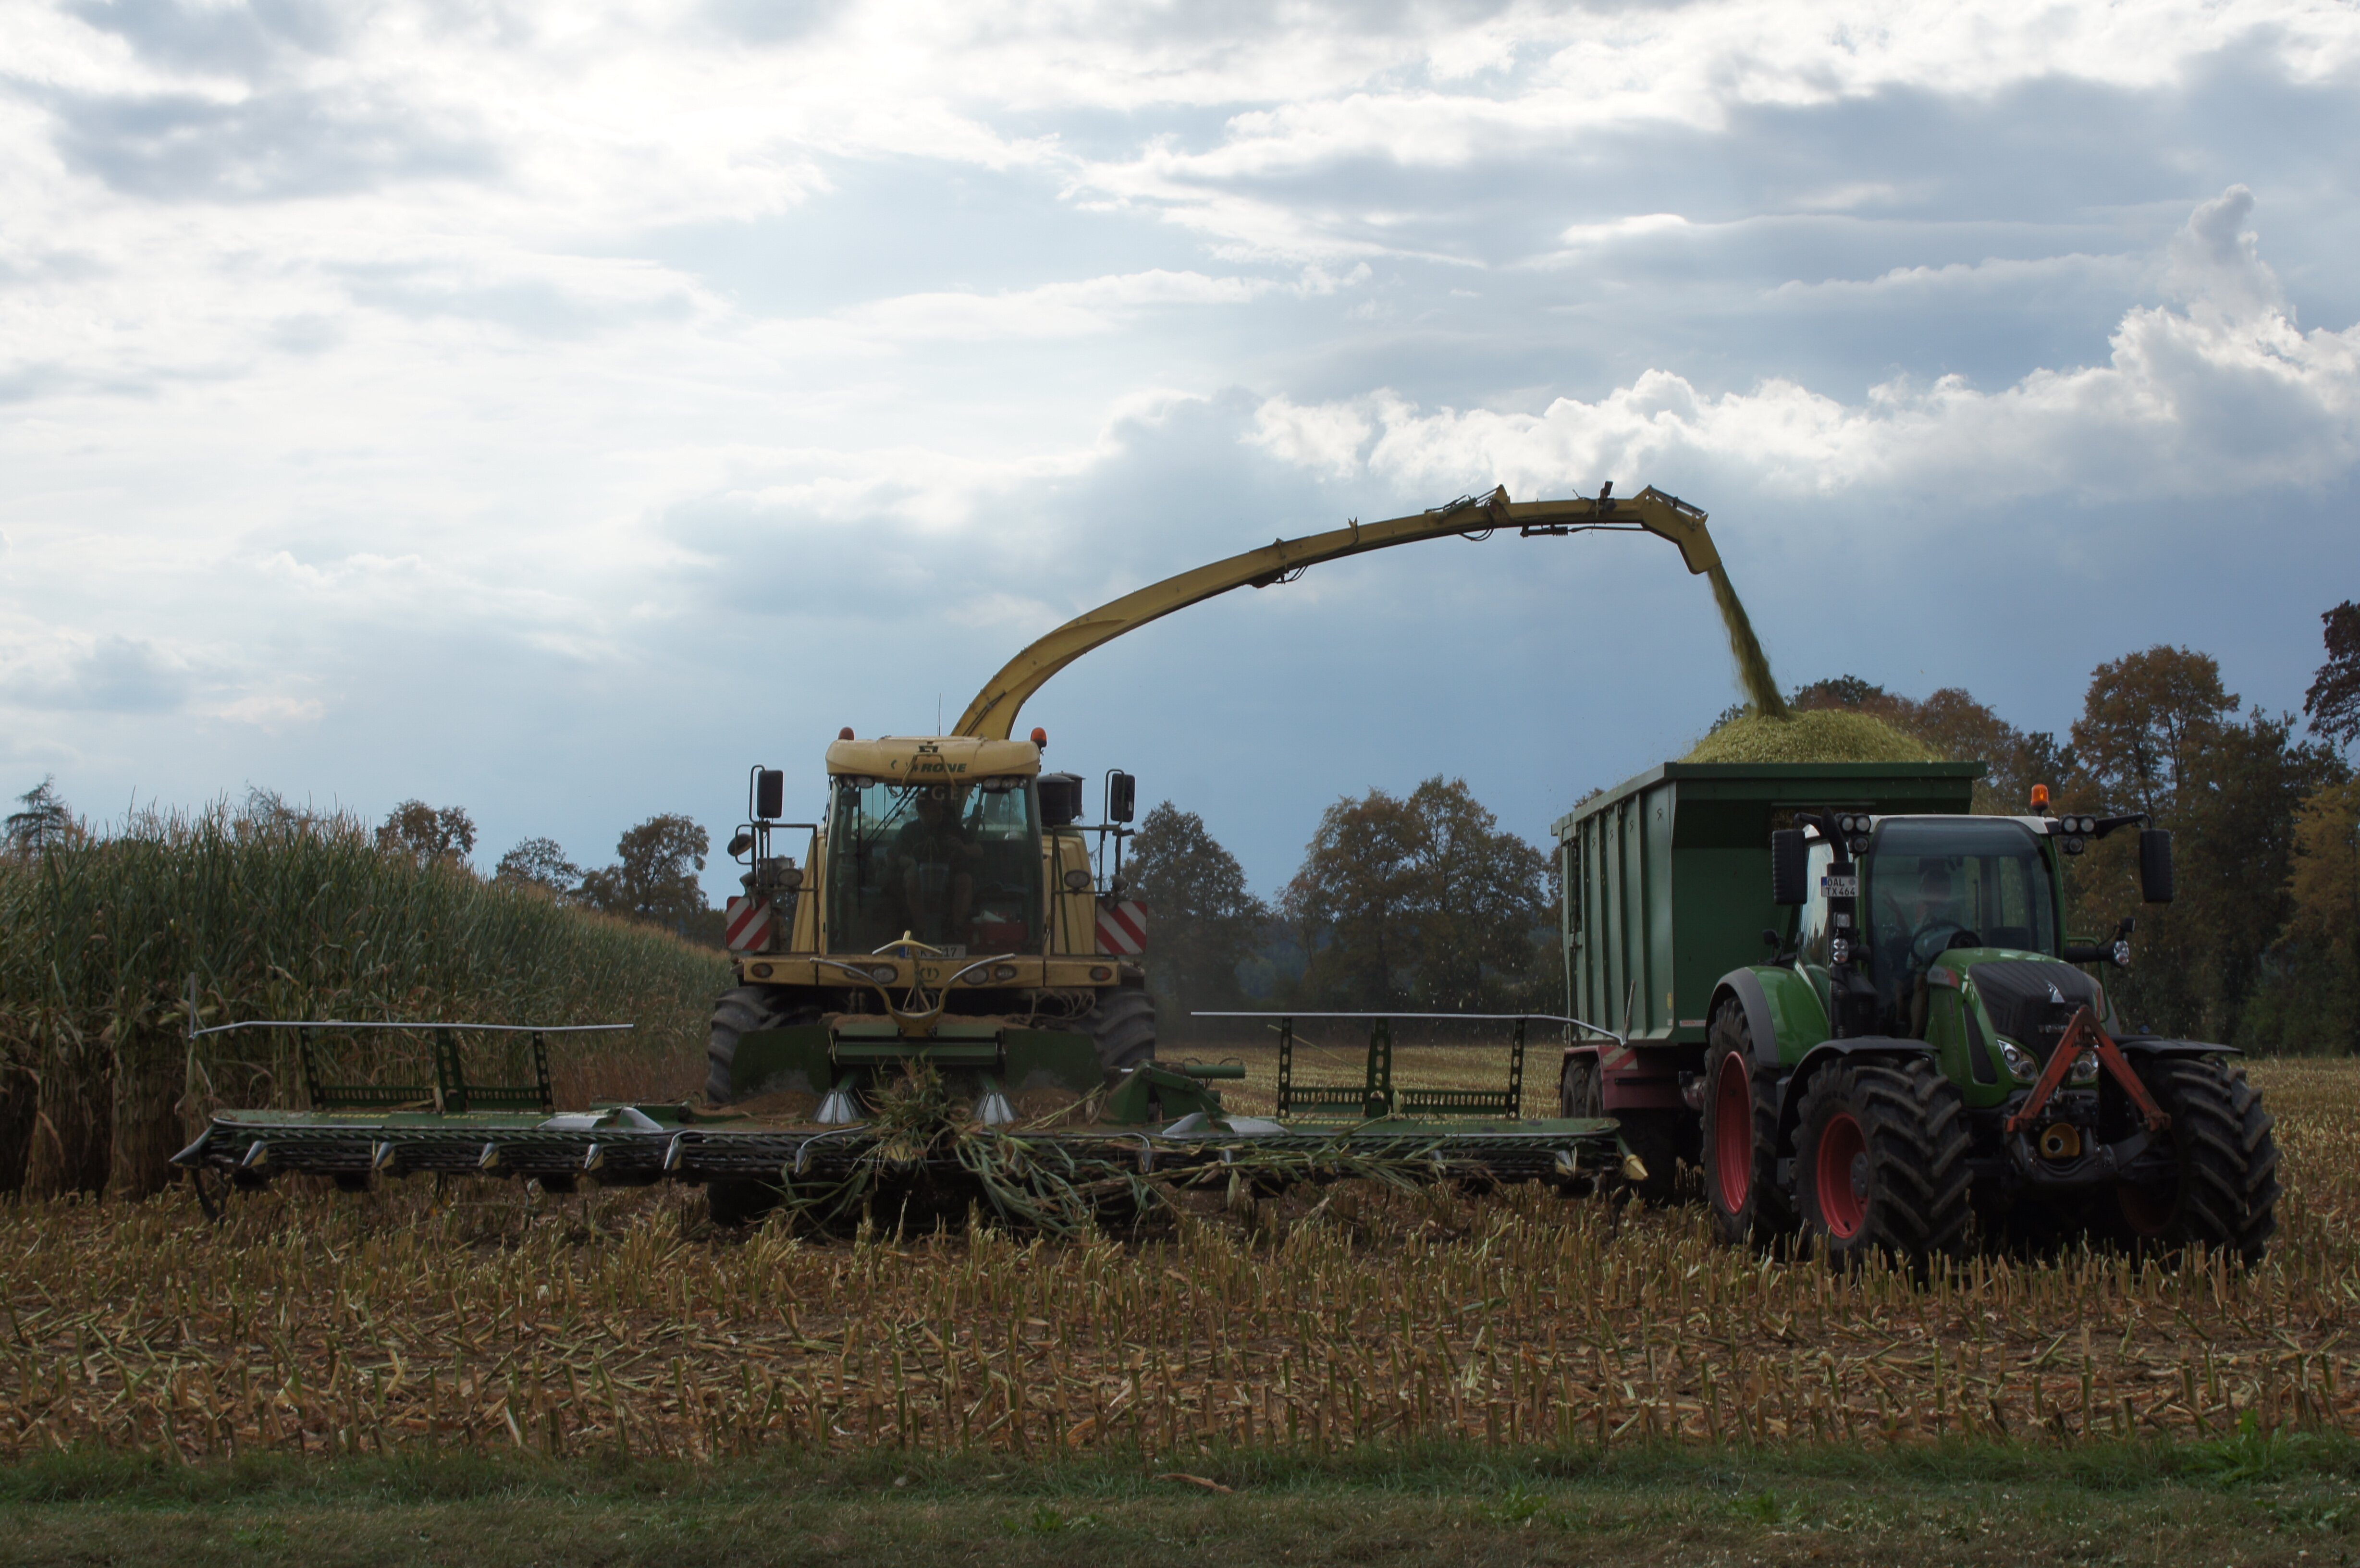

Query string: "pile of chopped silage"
[1684, 708, 1941, 764]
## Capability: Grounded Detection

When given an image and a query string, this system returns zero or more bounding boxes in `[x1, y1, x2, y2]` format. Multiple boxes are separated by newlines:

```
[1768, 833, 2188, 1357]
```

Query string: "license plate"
[1821, 874, 1858, 899]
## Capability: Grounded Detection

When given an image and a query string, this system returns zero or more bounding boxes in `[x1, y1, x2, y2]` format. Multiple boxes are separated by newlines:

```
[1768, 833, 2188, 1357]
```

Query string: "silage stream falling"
[1707, 561, 1790, 721]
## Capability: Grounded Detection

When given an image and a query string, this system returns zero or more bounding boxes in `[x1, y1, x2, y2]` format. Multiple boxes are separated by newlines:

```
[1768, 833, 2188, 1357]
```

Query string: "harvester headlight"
[1998, 1040, 2037, 1080]
[869, 965, 897, 983]
[1063, 869, 1093, 891]
[992, 963, 1019, 981]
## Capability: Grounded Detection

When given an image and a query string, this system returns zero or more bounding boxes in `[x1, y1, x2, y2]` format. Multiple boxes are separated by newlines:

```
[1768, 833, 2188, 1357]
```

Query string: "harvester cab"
[1769, 808, 2171, 1042]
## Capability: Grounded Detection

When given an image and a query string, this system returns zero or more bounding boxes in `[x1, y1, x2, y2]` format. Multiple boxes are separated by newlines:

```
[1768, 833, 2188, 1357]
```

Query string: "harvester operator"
[893, 785, 982, 945]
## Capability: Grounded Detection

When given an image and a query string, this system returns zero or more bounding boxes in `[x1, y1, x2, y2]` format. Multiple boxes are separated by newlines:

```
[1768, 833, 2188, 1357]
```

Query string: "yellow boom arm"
[955, 484, 1720, 741]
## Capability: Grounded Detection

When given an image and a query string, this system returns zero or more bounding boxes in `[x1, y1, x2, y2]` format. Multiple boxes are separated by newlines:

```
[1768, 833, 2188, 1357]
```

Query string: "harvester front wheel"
[705, 986, 819, 1106]
[1793, 1057, 1970, 1268]
[1701, 1000, 1791, 1246]
[2106, 1056, 2279, 1263]
[1085, 986, 1156, 1086]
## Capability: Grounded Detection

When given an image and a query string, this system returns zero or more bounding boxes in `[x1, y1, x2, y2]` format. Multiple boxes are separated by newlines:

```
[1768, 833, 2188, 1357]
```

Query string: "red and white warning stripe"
[724, 895, 773, 953]
[1095, 900, 1147, 956]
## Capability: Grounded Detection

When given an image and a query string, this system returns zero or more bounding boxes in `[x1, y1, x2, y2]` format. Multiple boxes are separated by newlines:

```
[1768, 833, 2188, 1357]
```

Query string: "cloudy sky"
[5, 0, 2357, 897]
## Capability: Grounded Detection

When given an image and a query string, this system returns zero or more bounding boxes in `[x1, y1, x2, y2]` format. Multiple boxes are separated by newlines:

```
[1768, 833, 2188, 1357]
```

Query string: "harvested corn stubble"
[0, 1059, 2349, 1463]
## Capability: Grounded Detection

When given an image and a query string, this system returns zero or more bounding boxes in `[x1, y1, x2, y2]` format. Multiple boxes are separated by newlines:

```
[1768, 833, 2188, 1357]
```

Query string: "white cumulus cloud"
[1248, 189, 2360, 502]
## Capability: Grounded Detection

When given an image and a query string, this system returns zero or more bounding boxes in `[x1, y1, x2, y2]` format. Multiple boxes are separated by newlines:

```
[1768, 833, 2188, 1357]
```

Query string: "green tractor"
[1555, 763, 2278, 1263]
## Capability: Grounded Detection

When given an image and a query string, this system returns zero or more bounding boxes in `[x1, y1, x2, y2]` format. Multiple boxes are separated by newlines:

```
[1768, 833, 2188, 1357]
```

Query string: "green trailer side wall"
[1552, 763, 1982, 1045]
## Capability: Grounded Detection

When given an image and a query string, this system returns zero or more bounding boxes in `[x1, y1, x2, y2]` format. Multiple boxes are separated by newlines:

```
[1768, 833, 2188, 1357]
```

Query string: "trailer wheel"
[2106, 1057, 2279, 1263]
[1559, 1052, 1603, 1117]
[1793, 1057, 1970, 1268]
[1085, 987, 1157, 1086]
[1701, 1000, 1791, 1246]
[705, 986, 821, 1106]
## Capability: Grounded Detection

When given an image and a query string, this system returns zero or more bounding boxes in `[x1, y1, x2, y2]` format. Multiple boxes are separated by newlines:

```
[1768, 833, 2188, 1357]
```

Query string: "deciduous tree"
[1283, 777, 1549, 1013]
[579, 815, 710, 930]
[1123, 803, 1268, 1037]
[2305, 601, 2360, 748]
[495, 837, 583, 899]
[375, 801, 477, 865]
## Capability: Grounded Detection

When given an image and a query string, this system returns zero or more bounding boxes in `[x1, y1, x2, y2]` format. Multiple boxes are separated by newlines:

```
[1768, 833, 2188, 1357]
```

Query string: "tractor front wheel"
[705, 986, 819, 1106]
[1792, 1057, 1970, 1268]
[2106, 1056, 2279, 1262]
[1085, 987, 1157, 1086]
[1700, 1000, 1791, 1247]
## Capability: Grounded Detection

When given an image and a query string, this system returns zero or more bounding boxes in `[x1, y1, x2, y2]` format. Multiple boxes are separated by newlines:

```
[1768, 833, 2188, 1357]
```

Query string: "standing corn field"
[0, 803, 730, 1200]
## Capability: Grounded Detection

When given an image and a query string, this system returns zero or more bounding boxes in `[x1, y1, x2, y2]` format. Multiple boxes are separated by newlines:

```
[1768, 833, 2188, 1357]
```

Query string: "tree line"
[1131, 610, 2360, 1054]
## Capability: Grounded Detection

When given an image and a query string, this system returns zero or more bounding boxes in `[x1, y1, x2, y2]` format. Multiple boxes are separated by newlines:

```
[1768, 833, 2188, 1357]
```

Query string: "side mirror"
[1770, 829, 1808, 906]
[2139, 828, 2175, 904]
[755, 768, 785, 821]
[1107, 771, 1136, 824]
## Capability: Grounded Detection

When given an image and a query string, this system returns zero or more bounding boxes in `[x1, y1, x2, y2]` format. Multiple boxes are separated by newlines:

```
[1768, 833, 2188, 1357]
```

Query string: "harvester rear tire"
[1793, 1056, 1970, 1270]
[2106, 1056, 2279, 1263]
[1701, 999, 1793, 1247]
[705, 986, 819, 1107]
[1086, 986, 1156, 1086]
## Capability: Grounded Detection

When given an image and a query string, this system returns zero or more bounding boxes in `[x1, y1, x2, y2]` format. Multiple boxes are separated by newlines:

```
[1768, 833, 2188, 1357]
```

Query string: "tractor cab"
[1779, 807, 2173, 1055]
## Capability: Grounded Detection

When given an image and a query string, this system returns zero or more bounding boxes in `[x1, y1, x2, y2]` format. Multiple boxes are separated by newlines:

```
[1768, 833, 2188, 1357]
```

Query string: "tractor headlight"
[1830, 937, 1851, 966]
[1998, 1040, 2037, 1080]
[2068, 1052, 2100, 1084]
[2111, 938, 2132, 968]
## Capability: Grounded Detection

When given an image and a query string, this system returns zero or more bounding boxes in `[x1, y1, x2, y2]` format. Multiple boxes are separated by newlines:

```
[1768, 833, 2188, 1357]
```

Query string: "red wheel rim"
[1815, 1112, 1868, 1238]
[1712, 1053, 1752, 1212]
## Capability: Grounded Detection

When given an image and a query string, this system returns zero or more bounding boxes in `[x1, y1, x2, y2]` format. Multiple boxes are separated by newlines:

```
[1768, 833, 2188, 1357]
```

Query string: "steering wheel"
[1909, 922, 1980, 963]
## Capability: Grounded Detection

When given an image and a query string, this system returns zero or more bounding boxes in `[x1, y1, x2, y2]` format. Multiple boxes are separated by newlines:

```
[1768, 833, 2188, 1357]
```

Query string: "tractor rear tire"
[1085, 987, 1157, 1086]
[1793, 1056, 1971, 1269]
[705, 986, 819, 1106]
[1701, 999, 1793, 1247]
[1559, 1052, 1603, 1117]
[2106, 1056, 2279, 1263]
